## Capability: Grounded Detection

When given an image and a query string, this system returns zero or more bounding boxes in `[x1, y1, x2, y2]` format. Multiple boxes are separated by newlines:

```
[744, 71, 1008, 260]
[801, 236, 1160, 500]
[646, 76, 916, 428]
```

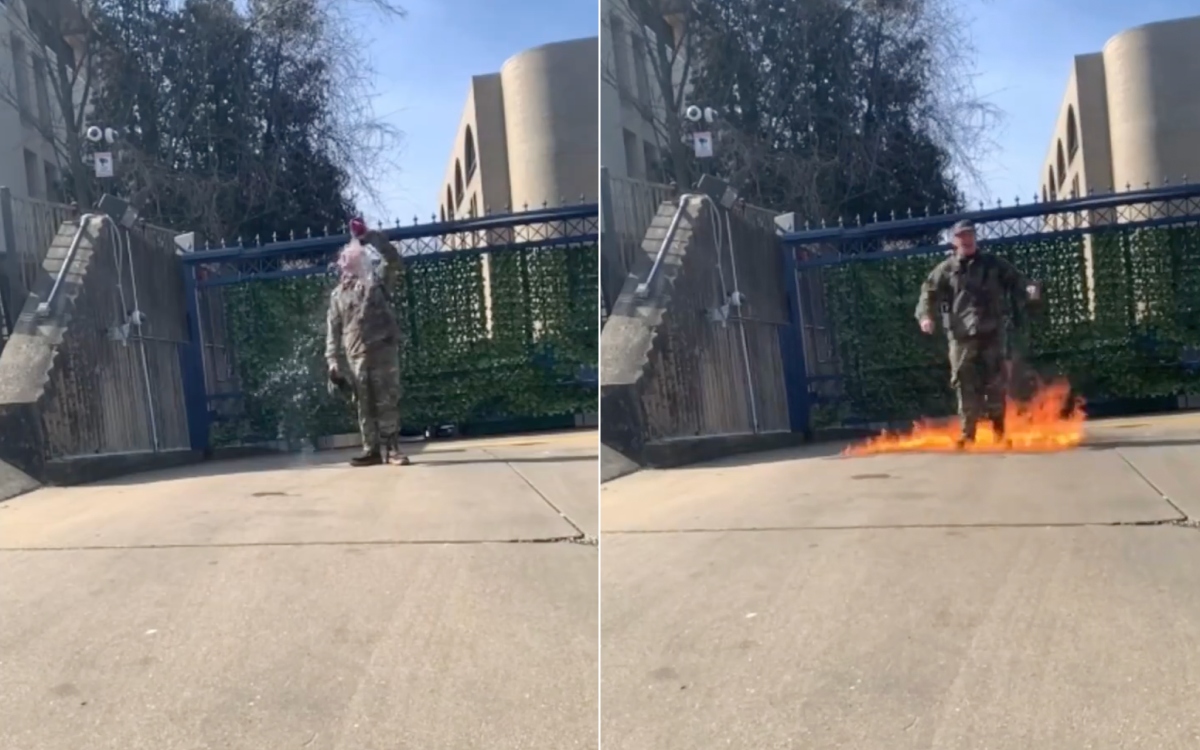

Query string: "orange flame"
[843, 380, 1085, 455]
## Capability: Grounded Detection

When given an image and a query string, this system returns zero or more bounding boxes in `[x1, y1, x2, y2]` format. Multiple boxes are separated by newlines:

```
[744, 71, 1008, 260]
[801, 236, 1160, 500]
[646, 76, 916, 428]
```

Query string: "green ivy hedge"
[209, 243, 598, 446]
[814, 224, 1200, 427]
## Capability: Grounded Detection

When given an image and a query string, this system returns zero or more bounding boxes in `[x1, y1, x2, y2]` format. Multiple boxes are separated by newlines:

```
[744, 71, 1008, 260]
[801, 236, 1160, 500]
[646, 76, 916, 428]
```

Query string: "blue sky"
[351, 0, 596, 225]
[349, 0, 1198, 221]
[966, 0, 1198, 206]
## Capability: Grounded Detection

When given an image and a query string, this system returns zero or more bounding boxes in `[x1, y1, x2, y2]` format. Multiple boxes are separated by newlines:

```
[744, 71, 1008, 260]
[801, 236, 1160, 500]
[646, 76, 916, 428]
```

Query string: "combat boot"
[381, 436, 411, 466]
[350, 449, 382, 467]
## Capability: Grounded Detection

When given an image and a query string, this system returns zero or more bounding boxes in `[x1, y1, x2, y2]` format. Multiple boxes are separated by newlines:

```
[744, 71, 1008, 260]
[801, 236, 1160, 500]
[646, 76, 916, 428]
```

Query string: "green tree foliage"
[84, 0, 405, 241]
[685, 0, 985, 220]
[611, 0, 996, 218]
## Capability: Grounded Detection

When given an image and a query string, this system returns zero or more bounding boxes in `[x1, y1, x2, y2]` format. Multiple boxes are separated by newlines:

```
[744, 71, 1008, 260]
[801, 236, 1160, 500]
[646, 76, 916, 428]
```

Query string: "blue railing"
[778, 182, 1200, 431]
[179, 203, 599, 452]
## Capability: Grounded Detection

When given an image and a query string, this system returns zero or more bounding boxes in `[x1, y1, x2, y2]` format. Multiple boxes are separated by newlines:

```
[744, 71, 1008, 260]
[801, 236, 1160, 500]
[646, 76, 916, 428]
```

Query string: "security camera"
[684, 105, 703, 122]
[85, 125, 103, 142]
[703, 107, 718, 123]
[104, 127, 119, 144]
[127, 309, 147, 327]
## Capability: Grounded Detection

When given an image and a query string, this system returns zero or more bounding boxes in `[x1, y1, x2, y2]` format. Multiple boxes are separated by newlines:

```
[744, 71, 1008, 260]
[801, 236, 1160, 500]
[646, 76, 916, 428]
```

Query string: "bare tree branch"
[677, 0, 1000, 219]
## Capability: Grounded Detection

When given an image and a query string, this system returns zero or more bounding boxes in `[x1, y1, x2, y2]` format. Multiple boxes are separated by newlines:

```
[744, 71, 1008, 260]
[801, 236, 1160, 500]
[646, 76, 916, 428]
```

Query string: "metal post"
[179, 264, 211, 454]
[0, 187, 21, 334]
[599, 167, 620, 313]
[723, 207, 760, 433]
[779, 244, 812, 438]
[119, 227, 160, 451]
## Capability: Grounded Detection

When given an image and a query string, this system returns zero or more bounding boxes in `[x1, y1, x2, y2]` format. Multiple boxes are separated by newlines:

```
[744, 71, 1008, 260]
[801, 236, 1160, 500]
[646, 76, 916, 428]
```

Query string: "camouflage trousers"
[348, 343, 402, 453]
[948, 332, 1007, 440]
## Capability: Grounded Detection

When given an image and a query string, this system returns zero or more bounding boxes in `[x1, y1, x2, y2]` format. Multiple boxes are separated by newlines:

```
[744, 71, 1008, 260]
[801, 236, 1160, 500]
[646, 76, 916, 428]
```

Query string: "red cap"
[349, 217, 367, 238]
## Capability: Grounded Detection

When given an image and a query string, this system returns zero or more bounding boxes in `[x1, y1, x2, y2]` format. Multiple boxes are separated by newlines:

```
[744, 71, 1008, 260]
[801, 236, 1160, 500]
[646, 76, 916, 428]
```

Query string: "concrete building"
[1038, 15, 1200, 319]
[0, 0, 87, 206]
[1040, 14, 1200, 202]
[600, 0, 690, 182]
[438, 36, 598, 222]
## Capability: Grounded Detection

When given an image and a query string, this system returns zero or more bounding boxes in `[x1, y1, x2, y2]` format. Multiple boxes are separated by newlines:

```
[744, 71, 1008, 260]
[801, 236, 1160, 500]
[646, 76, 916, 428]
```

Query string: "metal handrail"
[36, 213, 97, 317]
[635, 193, 705, 299]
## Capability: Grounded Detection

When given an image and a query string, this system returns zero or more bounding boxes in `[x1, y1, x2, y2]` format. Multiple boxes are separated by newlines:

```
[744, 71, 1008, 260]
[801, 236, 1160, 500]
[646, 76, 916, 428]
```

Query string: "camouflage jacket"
[325, 277, 402, 365]
[915, 252, 1029, 340]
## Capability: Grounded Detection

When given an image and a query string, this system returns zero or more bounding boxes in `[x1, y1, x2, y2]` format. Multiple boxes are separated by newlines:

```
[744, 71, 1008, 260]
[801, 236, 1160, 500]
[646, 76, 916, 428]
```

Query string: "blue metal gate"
[177, 204, 598, 451]
[779, 183, 1200, 433]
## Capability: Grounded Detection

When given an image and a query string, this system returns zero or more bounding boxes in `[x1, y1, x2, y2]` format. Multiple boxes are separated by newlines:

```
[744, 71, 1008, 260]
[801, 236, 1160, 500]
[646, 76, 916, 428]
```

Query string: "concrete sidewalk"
[601, 417, 1200, 749]
[0, 431, 598, 750]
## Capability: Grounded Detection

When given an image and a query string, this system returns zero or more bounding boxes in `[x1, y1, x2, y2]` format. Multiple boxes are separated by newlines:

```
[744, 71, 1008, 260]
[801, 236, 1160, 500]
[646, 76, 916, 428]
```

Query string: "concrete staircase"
[0, 216, 105, 490]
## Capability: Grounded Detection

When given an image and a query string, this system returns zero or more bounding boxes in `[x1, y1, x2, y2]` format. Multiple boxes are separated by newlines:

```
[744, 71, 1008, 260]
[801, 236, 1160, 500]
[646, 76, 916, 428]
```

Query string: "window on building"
[1041, 186, 1047, 203]
[44, 161, 59, 202]
[622, 129, 641, 178]
[1071, 174, 1080, 200]
[454, 160, 464, 205]
[10, 34, 30, 117]
[468, 195, 478, 218]
[464, 125, 477, 181]
[631, 34, 651, 105]
[440, 206, 446, 223]
[1047, 167, 1056, 199]
[609, 14, 632, 95]
[23, 149, 41, 198]
[1066, 105, 1078, 161]
[445, 186, 454, 217]
[32, 55, 51, 130]
[1056, 141, 1066, 187]
[643, 141, 660, 182]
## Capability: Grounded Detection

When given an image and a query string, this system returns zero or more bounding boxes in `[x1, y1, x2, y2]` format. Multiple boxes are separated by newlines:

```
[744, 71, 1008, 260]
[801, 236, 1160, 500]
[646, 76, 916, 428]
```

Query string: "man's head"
[349, 217, 368, 240]
[949, 219, 977, 257]
[337, 239, 372, 282]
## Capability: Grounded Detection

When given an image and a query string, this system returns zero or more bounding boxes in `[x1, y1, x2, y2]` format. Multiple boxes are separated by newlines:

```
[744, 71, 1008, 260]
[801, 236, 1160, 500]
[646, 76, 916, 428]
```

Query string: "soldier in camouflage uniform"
[325, 217, 409, 466]
[915, 219, 1042, 447]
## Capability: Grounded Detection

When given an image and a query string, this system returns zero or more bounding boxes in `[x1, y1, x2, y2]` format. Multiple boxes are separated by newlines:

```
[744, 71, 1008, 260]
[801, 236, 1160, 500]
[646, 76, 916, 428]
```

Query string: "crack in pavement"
[601, 518, 1200, 535]
[1116, 447, 1191, 520]
[0, 449, 600, 553]
[0, 534, 598, 553]
[485, 447, 590, 538]
[604, 448, 1200, 537]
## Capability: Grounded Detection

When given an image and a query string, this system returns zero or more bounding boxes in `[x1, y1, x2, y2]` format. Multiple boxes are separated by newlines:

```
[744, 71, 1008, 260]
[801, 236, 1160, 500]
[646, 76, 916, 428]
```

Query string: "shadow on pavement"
[84, 445, 596, 487]
[665, 441, 851, 470]
[415, 456, 595, 467]
[1084, 436, 1200, 450]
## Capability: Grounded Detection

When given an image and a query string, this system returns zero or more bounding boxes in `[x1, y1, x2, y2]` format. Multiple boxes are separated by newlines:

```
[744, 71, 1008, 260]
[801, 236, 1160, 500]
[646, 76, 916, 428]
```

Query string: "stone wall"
[600, 197, 796, 471]
[0, 216, 197, 485]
